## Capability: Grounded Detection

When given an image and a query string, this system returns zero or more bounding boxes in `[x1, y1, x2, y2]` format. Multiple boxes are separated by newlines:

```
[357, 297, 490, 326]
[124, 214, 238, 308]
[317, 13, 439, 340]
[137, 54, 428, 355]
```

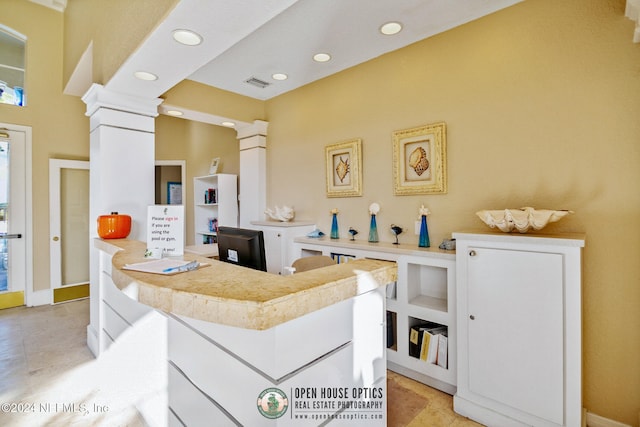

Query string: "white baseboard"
[27, 288, 52, 306]
[86, 325, 99, 358]
[587, 412, 632, 427]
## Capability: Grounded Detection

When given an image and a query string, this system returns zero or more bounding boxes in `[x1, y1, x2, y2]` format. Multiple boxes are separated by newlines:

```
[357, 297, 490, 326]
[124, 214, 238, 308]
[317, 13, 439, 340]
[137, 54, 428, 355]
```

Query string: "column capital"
[82, 84, 163, 117]
[236, 120, 269, 140]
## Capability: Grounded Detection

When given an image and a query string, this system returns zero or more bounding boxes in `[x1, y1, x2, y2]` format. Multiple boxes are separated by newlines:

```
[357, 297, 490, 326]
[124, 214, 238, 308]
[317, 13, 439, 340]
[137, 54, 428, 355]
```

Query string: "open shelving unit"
[292, 237, 457, 394]
[393, 254, 456, 393]
[193, 174, 238, 244]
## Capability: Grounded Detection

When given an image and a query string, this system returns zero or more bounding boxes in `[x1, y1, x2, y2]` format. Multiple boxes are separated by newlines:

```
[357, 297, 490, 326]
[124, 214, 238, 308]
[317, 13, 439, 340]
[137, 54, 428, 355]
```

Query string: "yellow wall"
[162, 80, 265, 124]
[265, 0, 640, 424]
[63, 0, 177, 87]
[2, 0, 89, 292]
[155, 116, 239, 246]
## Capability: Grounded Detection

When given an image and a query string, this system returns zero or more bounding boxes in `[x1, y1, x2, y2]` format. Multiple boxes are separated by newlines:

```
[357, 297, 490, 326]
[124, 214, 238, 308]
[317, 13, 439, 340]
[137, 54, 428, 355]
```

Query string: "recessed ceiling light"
[313, 53, 332, 63]
[380, 21, 403, 35]
[134, 71, 158, 81]
[221, 121, 235, 128]
[272, 73, 288, 81]
[166, 110, 183, 116]
[172, 29, 203, 46]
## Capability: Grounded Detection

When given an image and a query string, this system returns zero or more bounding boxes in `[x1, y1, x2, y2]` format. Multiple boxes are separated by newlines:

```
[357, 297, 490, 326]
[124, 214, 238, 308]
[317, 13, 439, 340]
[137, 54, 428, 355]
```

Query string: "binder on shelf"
[386, 311, 396, 349]
[409, 322, 448, 366]
[436, 334, 448, 369]
[420, 330, 438, 363]
[409, 321, 443, 359]
[330, 253, 356, 264]
[419, 330, 432, 361]
[409, 325, 423, 358]
[422, 326, 446, 364]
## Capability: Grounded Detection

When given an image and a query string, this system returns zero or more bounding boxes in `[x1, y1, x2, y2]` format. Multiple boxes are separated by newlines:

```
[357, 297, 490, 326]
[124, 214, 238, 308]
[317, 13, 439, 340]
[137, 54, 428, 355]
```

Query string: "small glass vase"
[330, 213, 339, 239]
[368, 214, 379, 243]
[419, 214, 430, 248]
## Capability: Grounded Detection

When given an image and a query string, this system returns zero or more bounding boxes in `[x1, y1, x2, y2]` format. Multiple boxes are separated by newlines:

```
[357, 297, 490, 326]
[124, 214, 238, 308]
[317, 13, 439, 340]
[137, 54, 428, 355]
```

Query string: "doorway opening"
[0, 124, 31, 310]
[155, 160, 185, 205]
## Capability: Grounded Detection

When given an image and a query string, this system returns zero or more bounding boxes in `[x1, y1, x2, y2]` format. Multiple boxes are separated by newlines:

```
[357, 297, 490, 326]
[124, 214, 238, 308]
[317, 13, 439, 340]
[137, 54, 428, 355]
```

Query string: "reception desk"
[94, 239, 397, 426]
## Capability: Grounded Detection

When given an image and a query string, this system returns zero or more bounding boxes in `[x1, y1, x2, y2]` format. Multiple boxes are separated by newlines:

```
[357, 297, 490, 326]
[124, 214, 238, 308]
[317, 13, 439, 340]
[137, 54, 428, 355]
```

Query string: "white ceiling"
[104, 0, 523, 103]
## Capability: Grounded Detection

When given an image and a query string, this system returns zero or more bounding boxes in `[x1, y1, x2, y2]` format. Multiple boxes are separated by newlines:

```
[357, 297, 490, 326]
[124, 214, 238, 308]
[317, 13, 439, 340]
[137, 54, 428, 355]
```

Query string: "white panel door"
[467, 247, 564, 425]
[49, 159, 90, 292]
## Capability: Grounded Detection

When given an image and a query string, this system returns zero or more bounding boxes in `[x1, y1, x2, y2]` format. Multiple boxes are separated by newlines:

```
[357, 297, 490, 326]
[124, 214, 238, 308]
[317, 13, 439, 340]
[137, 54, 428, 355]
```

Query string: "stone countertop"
[452, 229, 586, 247]
[293, 236, 457, 259]
[96, 239, 397, 330]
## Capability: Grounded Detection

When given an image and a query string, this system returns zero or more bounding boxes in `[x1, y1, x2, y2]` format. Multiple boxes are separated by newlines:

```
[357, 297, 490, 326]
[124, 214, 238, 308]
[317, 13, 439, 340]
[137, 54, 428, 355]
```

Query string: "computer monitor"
[216, 226, 267, 272]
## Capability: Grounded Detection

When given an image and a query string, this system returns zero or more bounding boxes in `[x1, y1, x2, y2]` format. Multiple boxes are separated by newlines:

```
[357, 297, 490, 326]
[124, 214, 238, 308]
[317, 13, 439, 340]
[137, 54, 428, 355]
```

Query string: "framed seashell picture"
[325, 138, 363, 197]
[392, 122, 447, 195]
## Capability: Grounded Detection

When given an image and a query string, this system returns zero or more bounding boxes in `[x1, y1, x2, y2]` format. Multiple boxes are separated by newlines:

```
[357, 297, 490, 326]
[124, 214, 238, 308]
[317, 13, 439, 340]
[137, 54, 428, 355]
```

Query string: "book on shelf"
[436, 333, 448, 369]
[419, 330, 432, 361]
[331, 253, 357, 264]
[422, 326, 447, 364]
[409, 322, 444, 359]
[205, 188, 217, 204]
[409, 323, 448, 367]
[409, 325, 422, 358]
[386, 311, 396, 349]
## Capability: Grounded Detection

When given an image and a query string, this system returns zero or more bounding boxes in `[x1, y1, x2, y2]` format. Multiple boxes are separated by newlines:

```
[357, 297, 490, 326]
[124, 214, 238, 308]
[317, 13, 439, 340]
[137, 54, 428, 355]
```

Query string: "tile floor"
[0, 299, 482, 426]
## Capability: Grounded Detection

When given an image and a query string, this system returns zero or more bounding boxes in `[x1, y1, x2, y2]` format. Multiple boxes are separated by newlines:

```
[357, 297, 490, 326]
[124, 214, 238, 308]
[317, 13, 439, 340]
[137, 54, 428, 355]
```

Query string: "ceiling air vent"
[244, 77, 271, 89]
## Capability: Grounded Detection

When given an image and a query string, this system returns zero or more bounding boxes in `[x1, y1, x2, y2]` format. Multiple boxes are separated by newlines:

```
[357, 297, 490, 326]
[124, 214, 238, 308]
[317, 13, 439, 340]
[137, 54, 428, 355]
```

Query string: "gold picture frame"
[325, 138, 363, 198]
[393, 122, 447, 195]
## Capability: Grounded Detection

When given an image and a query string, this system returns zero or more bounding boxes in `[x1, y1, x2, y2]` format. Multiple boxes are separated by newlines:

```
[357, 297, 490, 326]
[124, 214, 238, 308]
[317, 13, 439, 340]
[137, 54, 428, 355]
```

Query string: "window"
[0, 26, 26, 107]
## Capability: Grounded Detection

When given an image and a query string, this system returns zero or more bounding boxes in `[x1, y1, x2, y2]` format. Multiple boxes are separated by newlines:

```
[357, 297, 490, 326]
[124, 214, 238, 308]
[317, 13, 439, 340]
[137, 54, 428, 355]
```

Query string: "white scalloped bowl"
[476, 207, 573, 233]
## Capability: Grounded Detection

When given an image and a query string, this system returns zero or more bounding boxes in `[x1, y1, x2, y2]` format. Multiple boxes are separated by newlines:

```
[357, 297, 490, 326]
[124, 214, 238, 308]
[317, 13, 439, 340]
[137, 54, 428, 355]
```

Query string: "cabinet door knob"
[469, 250, 477, 257]
[469, 315, 475, 320]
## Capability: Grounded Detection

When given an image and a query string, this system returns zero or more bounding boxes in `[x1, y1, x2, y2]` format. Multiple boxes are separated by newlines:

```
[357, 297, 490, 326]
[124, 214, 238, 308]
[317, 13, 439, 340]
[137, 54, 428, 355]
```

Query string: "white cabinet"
[453, 231, 585, 427]
[292, 237, 457, 394]
[193, 174, 237, 244]
[250, 221, 315, 274]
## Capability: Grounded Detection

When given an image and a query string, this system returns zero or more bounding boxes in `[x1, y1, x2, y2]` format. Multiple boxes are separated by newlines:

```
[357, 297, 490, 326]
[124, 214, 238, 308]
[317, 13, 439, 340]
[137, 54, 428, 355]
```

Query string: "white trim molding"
[626, 0, 640, 43]
[28, 289, 52, 307]
[587, 411, 633, 427]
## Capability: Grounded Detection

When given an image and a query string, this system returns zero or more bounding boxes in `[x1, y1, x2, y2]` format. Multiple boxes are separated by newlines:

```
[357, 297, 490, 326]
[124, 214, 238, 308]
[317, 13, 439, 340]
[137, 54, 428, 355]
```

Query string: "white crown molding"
[82, 83, 163, 118]
[626, 0, 640, 43]
[236, 120, 269, 140]
[158, 104, 252, 132]
[28, 0, 67, 12]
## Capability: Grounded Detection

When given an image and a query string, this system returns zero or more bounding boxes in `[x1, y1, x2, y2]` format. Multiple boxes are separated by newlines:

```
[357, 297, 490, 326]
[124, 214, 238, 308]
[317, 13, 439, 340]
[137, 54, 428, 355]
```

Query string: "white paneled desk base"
[95, 239, 393, 426]
[167, 288, 386, 426]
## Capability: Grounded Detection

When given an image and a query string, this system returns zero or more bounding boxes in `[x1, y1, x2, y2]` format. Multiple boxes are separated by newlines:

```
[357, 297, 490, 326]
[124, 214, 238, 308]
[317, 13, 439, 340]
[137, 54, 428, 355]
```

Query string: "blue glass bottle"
[368, 214, 379, 243]
[418, 214, 430, 247]
[330, 213, 339, 239]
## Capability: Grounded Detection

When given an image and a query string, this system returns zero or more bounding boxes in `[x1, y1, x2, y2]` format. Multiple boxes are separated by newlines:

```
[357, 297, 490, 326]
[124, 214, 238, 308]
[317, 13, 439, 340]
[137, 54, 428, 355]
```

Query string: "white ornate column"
[237, 120, 268, 228]
[82, 83, 162, 355]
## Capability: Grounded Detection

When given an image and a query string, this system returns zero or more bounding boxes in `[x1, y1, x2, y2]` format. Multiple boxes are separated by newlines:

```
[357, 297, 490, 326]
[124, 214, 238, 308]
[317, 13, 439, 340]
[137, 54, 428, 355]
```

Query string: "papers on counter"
[122, 259, 207, 275]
